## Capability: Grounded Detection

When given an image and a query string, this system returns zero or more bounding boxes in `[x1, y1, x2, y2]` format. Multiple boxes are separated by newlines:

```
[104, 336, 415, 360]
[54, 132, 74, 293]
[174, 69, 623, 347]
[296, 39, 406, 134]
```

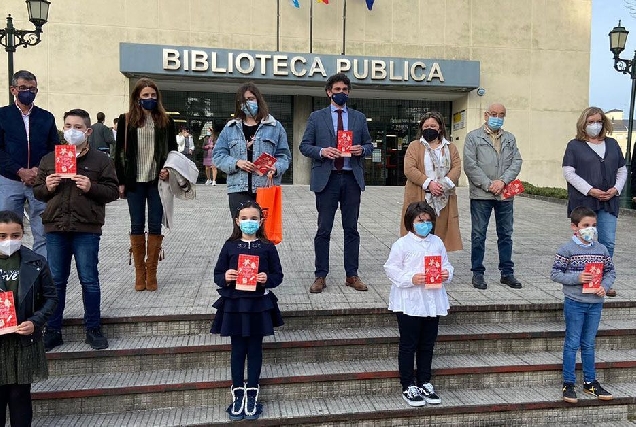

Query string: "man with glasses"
[0, 70, 59, 258]
[463, 103, 523, 290]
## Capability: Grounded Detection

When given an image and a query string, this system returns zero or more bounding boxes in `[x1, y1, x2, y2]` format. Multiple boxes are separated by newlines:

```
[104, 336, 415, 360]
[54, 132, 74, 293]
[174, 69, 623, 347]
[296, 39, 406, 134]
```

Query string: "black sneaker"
[43, 329, 63, 352]
[583, 380, 613, 400]
[419, 382, 441, 404]
[402, 385, 426, 407]
[562, 383, 577, 403]
[85, 328, 109, 350]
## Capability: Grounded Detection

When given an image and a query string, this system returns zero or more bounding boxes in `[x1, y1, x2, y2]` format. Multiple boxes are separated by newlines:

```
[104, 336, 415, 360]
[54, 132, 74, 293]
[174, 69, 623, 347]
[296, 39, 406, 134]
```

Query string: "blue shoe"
[244, 385, 263, 420]
[226, 384, 245, 421]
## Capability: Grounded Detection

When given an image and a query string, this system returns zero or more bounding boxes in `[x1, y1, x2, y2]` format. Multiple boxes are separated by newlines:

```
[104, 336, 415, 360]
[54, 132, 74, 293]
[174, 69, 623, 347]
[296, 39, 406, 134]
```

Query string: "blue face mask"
[487, 116, 504, 130]
[139, 98, 158, 111]
[413, 221, 433, 237]
[241, 100, 258, 117]
[331, 92, 348, 106]
[239, 219, 260, 235]
[17, 90, 36, 106]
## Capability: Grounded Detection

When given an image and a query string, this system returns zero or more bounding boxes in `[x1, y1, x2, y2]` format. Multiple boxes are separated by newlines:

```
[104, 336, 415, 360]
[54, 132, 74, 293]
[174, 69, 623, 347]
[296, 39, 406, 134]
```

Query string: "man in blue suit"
[300, 73, 373, 293]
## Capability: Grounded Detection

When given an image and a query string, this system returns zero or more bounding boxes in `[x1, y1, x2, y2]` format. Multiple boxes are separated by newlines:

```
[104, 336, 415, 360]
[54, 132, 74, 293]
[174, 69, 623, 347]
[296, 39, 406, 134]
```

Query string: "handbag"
[256, 179, 283, 245]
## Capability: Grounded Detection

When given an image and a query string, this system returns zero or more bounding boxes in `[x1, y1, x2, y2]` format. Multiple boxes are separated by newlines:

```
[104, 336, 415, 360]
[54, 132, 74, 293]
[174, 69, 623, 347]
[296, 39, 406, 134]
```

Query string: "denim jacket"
[213, 115, 291, 193]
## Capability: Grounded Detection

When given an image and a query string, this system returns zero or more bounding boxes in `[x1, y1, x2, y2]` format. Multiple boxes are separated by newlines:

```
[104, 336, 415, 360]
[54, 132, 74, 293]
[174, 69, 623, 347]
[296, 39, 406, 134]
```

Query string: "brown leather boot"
[146, 234, 164, 291]
[129, 234, 146, 291]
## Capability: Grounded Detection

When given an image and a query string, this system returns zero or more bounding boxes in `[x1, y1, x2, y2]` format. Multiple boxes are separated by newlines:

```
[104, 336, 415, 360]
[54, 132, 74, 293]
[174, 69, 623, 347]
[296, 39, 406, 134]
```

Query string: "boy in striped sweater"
[550, 206, 615, 404]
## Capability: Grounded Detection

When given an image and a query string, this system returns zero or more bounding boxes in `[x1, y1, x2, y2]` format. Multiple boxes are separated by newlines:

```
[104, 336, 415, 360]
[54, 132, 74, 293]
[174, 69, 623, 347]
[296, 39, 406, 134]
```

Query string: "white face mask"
[586, 123, 602, 138]
[63, 128, 87, 146]
[0, 239, 21, 257]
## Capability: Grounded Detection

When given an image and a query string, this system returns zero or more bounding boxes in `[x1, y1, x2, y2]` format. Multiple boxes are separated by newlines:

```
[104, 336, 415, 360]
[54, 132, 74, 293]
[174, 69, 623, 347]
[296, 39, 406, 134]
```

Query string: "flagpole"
[309, 0, 313, 53]
[341, 0, 347, 55]
[276, 0, 280, 51]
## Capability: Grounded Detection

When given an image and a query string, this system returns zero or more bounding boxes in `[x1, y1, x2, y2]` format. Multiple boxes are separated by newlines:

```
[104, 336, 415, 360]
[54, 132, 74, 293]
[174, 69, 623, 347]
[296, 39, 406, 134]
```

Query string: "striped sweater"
[550, 237, 615, 303]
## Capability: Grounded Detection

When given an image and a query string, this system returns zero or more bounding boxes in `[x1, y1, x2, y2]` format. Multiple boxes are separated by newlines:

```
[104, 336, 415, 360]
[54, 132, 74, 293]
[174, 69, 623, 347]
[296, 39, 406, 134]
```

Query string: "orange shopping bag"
[256, 183, 283, 245]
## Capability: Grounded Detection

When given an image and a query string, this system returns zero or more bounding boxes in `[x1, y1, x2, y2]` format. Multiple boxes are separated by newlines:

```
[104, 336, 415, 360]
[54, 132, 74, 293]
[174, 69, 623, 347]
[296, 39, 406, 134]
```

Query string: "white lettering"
[389, 61, 403, 81]
[236, 53, 255, 74]
[290, 56, 307, 76]
[255, 54, 272, 75]
[410, 61, 426, 81]
[211, 52, 227, 73]
[427, 62, 444, 82]
[353, 59, 368, 79]
[308, 57, 327, 77]
[337, 58, 351, 73]
[191, 50, 208, 71]
[273, 55, 288, 76]
[228, 52, 234, 73]
[183, 49, 189, 71]
[371, 60, 387, 80]
[163, 49, 180, 70]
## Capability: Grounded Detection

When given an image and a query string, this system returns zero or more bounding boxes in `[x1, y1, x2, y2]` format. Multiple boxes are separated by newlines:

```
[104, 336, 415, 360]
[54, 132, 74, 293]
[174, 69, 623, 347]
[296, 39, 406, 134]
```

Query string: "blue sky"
[590, 0, 636, 111]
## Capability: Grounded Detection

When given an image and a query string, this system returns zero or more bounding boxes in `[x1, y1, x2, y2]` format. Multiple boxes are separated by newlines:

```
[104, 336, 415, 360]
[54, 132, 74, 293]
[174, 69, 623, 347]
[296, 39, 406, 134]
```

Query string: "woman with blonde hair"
[115, 78, 178, 292]
[400, 112, 462, 251]
[562, 106, 626, 297]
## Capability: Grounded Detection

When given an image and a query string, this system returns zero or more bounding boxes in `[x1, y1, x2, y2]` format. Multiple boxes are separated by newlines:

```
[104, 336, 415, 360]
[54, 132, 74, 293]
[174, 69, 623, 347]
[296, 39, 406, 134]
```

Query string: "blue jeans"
[562, 297, 603, 384]
[46, 232, 102, 331]
[126, 182, 163, 235]
[314, 172, 361, 278]
[0, 175, 47, 258]
[595, 209, 617, 258]
[470, 199, 514, 276]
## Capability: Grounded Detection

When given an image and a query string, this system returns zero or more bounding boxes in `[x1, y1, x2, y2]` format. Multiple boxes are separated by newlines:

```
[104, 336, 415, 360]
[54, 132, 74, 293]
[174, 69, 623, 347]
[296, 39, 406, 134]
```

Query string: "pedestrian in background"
[203, 125, 219, 186]
[89, 112, 115, 156]
[115, 78, 178, 292]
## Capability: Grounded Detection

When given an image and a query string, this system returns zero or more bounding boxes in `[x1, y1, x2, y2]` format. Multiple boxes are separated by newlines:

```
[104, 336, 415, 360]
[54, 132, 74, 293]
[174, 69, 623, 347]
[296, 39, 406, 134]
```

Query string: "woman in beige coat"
[400, 112, 463, 251]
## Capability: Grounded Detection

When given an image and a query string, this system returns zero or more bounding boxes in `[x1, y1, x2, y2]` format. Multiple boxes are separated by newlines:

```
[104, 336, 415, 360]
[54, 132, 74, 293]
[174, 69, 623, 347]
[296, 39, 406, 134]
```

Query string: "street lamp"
[0, 0, 50, 104]
[609, 20, 636, 208]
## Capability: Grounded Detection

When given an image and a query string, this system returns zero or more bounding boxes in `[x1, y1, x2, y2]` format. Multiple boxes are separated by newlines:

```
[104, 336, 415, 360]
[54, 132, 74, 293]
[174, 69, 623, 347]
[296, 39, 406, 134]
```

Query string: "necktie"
[335, 109, 344, 170]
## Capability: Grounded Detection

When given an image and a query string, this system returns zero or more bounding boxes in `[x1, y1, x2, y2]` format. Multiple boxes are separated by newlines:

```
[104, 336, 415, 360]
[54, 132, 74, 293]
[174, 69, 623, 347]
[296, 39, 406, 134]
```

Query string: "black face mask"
[421, 128, 440, 142]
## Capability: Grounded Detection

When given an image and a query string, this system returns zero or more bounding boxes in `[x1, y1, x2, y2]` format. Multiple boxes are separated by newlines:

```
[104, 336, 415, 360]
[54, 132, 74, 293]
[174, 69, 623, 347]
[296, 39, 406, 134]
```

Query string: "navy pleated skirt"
[210, 291, 283, 337]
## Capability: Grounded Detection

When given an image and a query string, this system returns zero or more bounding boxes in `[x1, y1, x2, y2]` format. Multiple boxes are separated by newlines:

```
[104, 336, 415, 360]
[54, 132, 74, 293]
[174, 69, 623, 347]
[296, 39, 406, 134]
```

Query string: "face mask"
[239, 219, 260, 235]
[421, 128, 440, 142]
[63, 128, 87, 146]
[413, 221, 433, 237]
[0, 239, 21, 257]
[241, 100, 258, 117]
[331, 92, 348, 106]
[586, 123, 602, 138]
[487, 116, 504, 130]
[139, 98, 158, 111]
[578, 226, 597, 243]
[17, 90, 36, 106]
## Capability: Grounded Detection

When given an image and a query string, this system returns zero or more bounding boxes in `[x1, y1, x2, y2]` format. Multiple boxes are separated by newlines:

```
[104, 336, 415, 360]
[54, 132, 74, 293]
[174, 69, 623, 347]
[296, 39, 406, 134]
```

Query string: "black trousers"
[396, 312, 440, 390]
[231, 335, 264, 388]
[0, 384, 32, 427]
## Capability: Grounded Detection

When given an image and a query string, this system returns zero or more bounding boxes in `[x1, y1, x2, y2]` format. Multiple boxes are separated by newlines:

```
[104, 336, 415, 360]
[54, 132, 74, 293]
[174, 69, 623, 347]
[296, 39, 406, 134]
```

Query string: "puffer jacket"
[213, 115, 291, 193]
[463, 125, 523, 200]
[33, 146, 119, 234]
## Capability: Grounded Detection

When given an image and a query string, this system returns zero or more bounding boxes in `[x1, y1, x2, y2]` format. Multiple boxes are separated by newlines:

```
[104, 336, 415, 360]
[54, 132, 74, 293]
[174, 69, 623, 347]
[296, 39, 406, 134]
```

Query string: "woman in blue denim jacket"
[213, 83, 292, 215]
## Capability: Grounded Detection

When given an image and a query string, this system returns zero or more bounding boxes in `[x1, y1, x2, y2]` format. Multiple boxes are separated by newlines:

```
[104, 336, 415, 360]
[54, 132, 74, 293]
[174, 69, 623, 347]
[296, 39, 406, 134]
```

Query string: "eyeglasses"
[13, 85, 38, 94]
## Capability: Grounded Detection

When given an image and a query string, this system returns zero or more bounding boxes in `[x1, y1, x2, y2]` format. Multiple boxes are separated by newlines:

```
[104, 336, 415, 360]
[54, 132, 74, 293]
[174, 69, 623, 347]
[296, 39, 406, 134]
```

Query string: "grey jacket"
[463, 125, 523, 200]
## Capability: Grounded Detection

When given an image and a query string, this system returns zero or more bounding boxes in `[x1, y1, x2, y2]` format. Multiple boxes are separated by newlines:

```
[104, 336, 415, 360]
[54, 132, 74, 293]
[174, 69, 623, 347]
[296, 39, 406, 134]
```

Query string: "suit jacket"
[299, 106, 373, 193]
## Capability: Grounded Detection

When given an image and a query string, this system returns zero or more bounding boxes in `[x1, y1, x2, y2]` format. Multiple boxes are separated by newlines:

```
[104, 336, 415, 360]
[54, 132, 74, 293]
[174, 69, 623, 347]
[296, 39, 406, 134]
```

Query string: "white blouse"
[384, 232, 453, 317]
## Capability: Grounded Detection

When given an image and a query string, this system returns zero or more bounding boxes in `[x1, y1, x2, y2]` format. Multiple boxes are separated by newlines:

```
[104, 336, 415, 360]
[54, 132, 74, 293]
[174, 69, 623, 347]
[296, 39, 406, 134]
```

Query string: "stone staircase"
[31, 302, 636, 426]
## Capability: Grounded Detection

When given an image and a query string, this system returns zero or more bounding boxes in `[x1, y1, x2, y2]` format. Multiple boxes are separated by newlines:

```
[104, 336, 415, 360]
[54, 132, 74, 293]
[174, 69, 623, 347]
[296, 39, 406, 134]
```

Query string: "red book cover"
[582, 262, 604, 294]
[0, 291, 18, 336]
[253, 152, 277, 176]
[502, 179, 524, 199]
[236, 254, 259, 291]
[424, 255, 443, 289]
[337, 130, 353, 157]
[55, 145, 77, 177]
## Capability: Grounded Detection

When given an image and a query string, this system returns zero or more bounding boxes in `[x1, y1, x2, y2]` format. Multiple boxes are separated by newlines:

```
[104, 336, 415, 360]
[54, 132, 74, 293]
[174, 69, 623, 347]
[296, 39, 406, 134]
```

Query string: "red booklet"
[337, 130, 353, 157]
[424, 255, 443, 289]
[253, 152, 277, 176]
[502, 179, 524, 199]
[0, 291, 18, 336]
[582, 262, 604, 294]
[55, 145, 77, 177]
[236, 254, 259, 291]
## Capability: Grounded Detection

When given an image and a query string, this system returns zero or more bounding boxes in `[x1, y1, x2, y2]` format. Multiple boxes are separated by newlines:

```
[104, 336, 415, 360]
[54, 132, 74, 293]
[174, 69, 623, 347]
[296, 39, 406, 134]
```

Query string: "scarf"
[420, 137, 453, 216]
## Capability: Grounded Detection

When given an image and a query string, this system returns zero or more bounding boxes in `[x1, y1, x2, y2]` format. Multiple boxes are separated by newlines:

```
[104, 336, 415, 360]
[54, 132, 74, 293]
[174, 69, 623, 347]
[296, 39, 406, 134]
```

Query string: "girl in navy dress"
[211, 200, 283, 421]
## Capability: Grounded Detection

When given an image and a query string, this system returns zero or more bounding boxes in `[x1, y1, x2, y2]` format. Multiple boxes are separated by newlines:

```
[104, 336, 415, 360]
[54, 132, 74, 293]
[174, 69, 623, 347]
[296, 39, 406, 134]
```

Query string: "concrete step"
[45, 320, 636, 376]
[32, 349, 636, 416]
[32, 383, 636, 426]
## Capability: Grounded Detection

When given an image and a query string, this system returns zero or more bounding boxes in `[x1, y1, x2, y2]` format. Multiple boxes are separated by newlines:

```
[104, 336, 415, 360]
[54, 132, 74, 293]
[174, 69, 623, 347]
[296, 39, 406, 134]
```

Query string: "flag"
[290, 0, 300, 7]
[365, 0, 374, 10]
[317, 0, 329, 4]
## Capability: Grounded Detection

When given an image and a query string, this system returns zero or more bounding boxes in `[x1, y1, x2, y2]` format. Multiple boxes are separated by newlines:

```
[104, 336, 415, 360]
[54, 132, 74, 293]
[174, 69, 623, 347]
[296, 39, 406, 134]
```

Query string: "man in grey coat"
[463, 103, 523, 290]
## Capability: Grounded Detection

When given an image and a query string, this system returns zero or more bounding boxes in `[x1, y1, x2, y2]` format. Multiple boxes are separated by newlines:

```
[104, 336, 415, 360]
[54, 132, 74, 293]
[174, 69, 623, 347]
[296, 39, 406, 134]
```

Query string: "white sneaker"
[205, 179, 211, 185]
[402, 385, 426, 407]
[212, 181, 216, 186]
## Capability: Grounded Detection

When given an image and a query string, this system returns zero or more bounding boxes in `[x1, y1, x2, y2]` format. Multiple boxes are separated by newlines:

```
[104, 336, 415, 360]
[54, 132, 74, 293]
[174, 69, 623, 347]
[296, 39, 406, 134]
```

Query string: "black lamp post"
[609, 20, 636, 208]
[0, 0, 50, 104]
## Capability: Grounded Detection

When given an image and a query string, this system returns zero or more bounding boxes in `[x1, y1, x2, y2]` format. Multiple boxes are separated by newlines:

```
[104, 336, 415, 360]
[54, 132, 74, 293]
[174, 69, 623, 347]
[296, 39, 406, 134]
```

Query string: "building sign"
[452, 110, 466, 131]
[120, 43, 480, 90]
